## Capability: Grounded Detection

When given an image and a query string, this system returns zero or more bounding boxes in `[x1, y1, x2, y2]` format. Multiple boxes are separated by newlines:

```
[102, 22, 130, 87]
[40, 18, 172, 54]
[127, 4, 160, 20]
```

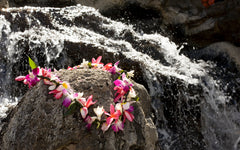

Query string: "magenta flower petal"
[106, 117, 114, 125]
[25, 74, 30, 80]
[101, 122, 111, 132]
[123, 86, 130, 92]
[55, 92, 63, 99]
[92, 58, 96, 63]
[86, 123, 92, 130]
[73, 93, 78, 98]
[122, 73, 126, 79]
[63, 97, 71, 108]
[62, 89, 68, 95]
[96, 56, 102, 63]
[109, 67, 116, 74]
[128, 106, 134, 112]
[124, 110, 134, 122]
[114, 79, 123, 86]
[29, 76, 40, 87]
[85, 95, 97, 108]
[114, 94, 122, 103]
[112, 124, 118, 132]
[85, 116, 92, 130]
[110, 104, 115, 114]
[15, 76, 25, 81]
[114, 61, 120, 66]
[112, 120, 124, 132]
[32, 68, 40, 76]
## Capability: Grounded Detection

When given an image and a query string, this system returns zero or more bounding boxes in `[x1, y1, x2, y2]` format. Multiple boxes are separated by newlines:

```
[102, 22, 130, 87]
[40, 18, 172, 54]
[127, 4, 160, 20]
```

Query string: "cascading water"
[0, 4, 239, 150]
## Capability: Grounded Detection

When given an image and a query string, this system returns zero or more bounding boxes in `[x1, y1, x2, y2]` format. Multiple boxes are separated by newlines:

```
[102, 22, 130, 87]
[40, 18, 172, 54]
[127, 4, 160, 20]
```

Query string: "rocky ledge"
[0, 69, 158, 150]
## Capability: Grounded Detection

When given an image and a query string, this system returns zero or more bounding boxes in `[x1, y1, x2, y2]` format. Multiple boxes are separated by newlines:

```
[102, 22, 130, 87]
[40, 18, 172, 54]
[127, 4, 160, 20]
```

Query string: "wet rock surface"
[0, 69, 158, 150]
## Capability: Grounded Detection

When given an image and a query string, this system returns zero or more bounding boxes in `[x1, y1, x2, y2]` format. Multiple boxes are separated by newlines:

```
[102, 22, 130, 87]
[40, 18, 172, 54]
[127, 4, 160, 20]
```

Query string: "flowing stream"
[0, 4, 239, 150]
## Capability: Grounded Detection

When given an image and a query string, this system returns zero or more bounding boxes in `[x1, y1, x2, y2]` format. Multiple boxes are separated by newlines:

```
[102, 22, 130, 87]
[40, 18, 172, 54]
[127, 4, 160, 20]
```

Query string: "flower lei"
[15, 56, 138, 132]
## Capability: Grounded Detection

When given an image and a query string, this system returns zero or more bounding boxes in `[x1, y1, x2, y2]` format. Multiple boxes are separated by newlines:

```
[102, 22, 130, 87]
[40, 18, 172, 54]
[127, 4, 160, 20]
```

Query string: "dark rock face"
[0, 69, 157, 150]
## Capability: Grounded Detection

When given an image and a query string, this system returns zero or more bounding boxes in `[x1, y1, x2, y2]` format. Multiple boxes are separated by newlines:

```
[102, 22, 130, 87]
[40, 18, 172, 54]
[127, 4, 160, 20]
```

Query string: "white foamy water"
[0, 97, 18, 119]
[201, 75, 240, 150]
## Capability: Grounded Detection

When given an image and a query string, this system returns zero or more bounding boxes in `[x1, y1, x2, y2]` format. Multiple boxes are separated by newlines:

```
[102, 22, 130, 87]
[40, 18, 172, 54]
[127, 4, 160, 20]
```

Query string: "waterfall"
[0, 4, 239, 150]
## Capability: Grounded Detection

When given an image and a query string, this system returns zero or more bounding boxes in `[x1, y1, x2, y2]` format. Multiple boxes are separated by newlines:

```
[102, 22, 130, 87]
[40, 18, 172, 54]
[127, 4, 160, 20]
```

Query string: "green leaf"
[135, 96, 139, 102]
[96, 121, 100, 129]
[64, 102, 78, 117]
[88, 62, 92, 68]
[28, 57, 37, 70]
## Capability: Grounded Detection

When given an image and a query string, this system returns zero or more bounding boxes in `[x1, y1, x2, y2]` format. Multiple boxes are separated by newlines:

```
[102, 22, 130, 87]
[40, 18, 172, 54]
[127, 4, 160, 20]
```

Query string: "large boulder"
[0, 69, 158, 150]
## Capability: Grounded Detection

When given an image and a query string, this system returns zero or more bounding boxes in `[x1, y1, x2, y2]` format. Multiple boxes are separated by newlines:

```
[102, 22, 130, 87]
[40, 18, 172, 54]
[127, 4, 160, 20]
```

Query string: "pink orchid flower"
[112, 120, 124, 132]
[40, 68, 53, 85]
[108, 61, 122, 75]
[67, 66, 74, 70]
[62, 96, 72, 108]
[122, 102, 135, 122]
[113, 86, 126, 103]
[85, 116, 97, 130]
[102, 104, 122, 132]
[91, 56, 104, 68]
[15, 76, 26, 82]
[62, 92, 83, 108]
[49, 82, 70, 99]
[101, 122, 110, 133]
[103, 63, 113, 71]
[105, 104, 122, 126]
[15, 68, 41, 85]
[26, 74, 39, 88]
[73, 92, 84, 99]
[15, 68, 41, 88]
[78, 95, 97, 119]
[113, 73, 133, 102]
[67, 66, 79, 70]
[17, 70, 40, 88]
[32, 67, 40, 76]
[15, 75, 32, 88]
